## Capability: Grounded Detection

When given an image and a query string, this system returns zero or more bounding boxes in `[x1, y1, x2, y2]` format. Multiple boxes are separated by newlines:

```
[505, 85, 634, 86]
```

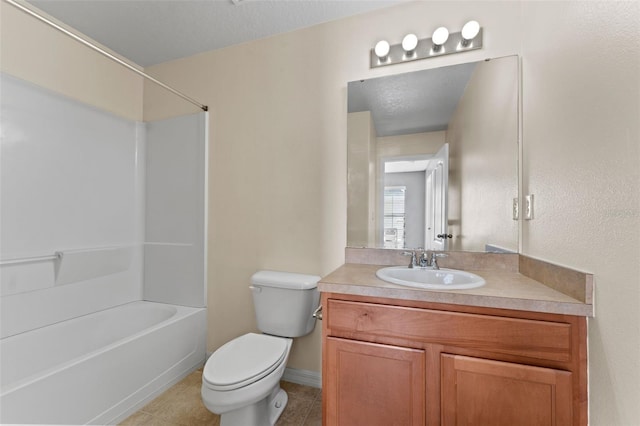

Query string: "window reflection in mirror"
[347, 56, 519, 253]
[383, 185, 406, 249]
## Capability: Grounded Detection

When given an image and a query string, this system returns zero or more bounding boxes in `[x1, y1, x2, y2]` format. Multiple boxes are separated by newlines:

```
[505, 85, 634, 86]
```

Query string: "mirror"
[347, 56, 519, 253]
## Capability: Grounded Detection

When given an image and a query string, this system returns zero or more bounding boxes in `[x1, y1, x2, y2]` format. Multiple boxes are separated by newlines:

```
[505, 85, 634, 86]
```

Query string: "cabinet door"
[441, 354, 572, 426]
[325, 337, 425, 426]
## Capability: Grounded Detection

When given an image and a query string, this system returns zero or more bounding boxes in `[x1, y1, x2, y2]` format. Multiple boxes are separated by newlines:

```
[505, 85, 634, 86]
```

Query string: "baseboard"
[283, 367, 322, 389]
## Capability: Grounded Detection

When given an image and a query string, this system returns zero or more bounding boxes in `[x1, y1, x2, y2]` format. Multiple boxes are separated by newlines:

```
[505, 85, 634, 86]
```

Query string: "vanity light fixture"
[461, 20, 480, 46]
[431, 27, 449, 52]
[370, 20, 483, 68]
[374, 40, 391, 61]
[401, 33, 418, 57]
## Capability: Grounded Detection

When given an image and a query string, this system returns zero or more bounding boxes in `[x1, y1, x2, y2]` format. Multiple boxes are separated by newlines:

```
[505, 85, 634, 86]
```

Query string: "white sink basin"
[375, 266, 486, 290]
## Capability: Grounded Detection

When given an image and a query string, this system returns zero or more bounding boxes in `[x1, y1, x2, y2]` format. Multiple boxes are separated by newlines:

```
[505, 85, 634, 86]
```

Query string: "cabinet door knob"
[437, 234, 453, 239]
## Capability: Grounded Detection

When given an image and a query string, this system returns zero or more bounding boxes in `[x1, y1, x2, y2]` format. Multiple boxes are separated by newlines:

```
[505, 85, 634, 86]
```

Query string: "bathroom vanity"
[318, 251, 592, 426]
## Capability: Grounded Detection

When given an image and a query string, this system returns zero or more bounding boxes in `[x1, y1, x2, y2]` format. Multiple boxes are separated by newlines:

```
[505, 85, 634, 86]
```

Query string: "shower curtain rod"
[4, 0, 208, 112]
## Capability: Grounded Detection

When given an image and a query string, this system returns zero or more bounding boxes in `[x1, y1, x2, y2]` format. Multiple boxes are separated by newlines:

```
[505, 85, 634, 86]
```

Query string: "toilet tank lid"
[251, 270, 321, 290]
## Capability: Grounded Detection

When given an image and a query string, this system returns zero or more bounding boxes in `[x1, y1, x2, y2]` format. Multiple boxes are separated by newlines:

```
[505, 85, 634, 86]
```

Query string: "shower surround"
[0, 73, 208, 424]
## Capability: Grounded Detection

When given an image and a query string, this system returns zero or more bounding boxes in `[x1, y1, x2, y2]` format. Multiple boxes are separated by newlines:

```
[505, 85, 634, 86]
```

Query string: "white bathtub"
[0, 300, 206, 425]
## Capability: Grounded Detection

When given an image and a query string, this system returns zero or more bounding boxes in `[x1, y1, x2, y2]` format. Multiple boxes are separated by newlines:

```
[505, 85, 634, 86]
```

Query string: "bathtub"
[0, 300, 206, 425]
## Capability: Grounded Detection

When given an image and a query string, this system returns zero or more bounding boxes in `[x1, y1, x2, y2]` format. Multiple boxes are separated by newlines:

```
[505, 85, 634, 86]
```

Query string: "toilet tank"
[250, 270, 321, 338]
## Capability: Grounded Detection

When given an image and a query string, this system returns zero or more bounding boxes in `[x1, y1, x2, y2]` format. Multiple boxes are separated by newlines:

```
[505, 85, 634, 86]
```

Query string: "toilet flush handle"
[249, 285, 262, 293]
[312, 305, 323, 321]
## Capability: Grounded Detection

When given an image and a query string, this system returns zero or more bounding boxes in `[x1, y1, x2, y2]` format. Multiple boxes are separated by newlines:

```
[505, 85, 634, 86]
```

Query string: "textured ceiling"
[348, 62, 478, 137]
[27, 0, 402, 67]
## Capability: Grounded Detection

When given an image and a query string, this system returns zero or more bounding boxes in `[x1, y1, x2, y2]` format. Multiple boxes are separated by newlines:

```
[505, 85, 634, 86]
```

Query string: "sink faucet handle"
[429, 252, 447, 269]
[401, 251, 418, 268]
[430, 251, 447, 260]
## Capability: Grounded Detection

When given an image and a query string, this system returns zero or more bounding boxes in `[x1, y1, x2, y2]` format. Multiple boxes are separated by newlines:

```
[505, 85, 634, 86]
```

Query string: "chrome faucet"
[403, 249, 430, 268]
[403, 249, 447, 269]
[418, 250, 429, 268]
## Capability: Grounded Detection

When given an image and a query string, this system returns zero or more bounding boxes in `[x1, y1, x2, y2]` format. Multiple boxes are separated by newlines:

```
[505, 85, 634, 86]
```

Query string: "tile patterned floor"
[120, 367, 322, 426]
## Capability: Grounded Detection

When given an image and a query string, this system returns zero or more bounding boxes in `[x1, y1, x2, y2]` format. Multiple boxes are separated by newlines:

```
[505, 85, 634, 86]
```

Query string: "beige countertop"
[318, 263, 594, 317]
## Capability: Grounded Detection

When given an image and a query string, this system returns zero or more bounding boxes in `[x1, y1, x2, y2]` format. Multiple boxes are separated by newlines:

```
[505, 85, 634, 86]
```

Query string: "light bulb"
[374, 40, 390, 59]
[401, 33, 418, 53]
[432, 27, 449, 47]
[461, 20, 480, 43]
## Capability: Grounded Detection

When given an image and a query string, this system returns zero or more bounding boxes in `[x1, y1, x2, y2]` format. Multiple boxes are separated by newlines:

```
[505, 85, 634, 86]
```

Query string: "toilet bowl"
[201, 270, 321, 426]
[201, 333, 292, 426]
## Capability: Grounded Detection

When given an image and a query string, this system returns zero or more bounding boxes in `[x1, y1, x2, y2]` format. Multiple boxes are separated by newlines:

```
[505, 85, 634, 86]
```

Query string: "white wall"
[143, 1, 639, 422]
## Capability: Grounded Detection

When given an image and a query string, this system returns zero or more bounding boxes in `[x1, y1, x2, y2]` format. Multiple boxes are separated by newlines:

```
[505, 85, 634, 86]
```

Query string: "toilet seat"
[203, 333, 289, 391]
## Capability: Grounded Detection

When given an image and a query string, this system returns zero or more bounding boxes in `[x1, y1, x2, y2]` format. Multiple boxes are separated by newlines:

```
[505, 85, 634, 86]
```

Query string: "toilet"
[201, 270, 321, 426]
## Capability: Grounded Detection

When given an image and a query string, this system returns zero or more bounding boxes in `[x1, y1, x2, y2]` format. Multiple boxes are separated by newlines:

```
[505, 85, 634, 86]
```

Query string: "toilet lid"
[203, 333, 289, 390]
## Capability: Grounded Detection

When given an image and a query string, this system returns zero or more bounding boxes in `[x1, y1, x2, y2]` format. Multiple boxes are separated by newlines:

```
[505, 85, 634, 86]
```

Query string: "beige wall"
[520, 2, 639, 424]
[376, 131, 445, 159]
[143, 1, 639, 423]
[143, 0, 521, 374]
[447, 57, 519, 252]
[367, 117, 377, 247]
[0, 1, 144, 121]
[347, 111, 375, 247]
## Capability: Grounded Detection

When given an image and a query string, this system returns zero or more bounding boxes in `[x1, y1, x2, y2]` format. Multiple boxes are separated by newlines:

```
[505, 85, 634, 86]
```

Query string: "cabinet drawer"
[326, 299, 572, 362]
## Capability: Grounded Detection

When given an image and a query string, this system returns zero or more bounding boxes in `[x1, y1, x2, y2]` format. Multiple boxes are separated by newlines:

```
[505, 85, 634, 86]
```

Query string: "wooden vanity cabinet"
[321, 293, 587, 426]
